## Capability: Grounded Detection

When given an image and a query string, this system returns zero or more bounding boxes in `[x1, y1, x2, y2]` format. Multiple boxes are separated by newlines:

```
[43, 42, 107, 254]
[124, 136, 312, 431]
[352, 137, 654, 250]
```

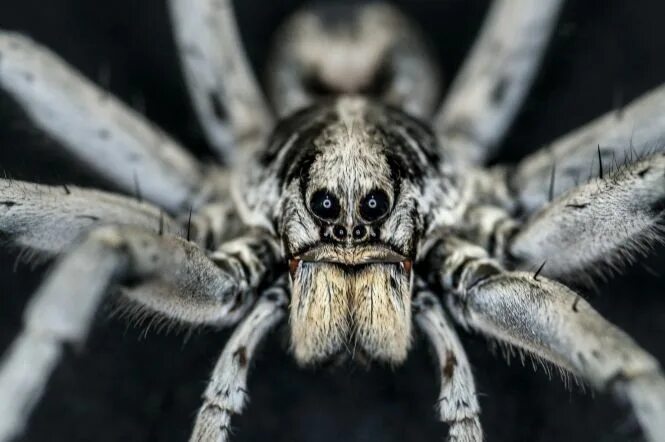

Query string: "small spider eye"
[359, 189, 390, 222]
[309, 189, 341, 221]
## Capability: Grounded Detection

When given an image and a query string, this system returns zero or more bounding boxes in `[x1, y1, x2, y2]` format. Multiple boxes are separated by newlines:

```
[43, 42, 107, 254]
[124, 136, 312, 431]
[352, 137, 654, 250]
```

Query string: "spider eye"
[309, 189, 341, 221]
[359, 189, 390, 222]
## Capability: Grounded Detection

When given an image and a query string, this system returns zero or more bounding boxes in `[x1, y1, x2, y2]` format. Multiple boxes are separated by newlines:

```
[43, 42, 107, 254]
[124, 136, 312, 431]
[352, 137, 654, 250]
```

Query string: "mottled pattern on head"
[236, 95, 462, 265]
[243, 97, 449, 261]
[305, 98, 395, 225]
[233, 96, 456, 365]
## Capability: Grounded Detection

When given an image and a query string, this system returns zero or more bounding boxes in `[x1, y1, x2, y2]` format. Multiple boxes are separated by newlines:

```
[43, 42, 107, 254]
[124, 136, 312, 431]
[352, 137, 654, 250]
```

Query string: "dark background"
[1, 1, 665, 441]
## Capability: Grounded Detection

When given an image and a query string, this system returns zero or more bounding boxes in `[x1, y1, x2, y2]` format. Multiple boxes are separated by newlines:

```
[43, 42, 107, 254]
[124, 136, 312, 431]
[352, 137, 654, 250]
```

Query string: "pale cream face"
[284, 99, 416, 365]
[289, 261, 412, 365]
[250, 97, 445, 366]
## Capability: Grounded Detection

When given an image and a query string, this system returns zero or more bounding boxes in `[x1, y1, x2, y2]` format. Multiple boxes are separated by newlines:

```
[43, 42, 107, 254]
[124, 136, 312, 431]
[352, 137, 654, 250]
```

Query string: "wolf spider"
[1, 0, 665, 441]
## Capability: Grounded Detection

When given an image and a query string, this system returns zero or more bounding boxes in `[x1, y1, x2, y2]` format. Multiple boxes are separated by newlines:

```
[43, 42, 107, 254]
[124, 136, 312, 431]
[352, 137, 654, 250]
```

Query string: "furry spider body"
[1, 1, 665, 441]
[239, 97, 455, 365]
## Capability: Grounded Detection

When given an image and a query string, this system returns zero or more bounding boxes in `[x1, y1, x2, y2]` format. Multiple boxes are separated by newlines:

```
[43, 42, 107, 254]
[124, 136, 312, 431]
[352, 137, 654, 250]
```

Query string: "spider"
[1, 0, 665, 441]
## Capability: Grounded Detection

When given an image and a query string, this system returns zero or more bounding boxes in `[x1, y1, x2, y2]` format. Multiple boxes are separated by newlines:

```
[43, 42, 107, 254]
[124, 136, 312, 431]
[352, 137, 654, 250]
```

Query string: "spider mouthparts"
[400, 260, 413, 276]
[288, 258, 301, 279]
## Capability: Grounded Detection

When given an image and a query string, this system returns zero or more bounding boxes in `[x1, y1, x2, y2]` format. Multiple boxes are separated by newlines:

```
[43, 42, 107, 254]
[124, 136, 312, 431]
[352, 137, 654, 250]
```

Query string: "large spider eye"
[309, 189, 341, 221]
[359, 189, 390, 222]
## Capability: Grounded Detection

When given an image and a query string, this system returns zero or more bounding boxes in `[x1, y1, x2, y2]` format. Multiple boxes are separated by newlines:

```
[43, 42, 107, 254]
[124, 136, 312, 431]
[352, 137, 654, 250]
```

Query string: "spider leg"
[168, 0, 274, 161]
[189, 279, 288, 442]
[422, 237, 665, 442]
[0, 176, 246, 261]
[185, 201, 245, 249]
[507, 84, 665, 213]
[0, 226, 280, 441]
[183, 172, 246, 248]
[413, 283, 483, 442]
[0, 179, 183, 256]
[432, 0, 563, 165]
[0, 31, 217, 212]
[507, 153, 665, 281]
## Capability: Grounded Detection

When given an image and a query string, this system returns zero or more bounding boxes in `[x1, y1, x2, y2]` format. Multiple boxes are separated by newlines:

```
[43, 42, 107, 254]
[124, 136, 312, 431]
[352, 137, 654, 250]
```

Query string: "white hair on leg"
[0, 226, 277, 441]
[433, 0, 564, 165]
[423, 236, 665, 442]
[509, 84, 665, 213]
[509, 153, 665, 281]
[168, 0, 274, 162]
[0, 32, 212, 212]
[189, 281, 288, 442]
[414, 285, 482, 442]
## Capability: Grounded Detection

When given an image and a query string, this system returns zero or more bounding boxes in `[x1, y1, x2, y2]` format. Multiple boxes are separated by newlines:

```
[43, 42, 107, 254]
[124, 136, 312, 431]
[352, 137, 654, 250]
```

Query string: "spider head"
[267, 97, 442, 365]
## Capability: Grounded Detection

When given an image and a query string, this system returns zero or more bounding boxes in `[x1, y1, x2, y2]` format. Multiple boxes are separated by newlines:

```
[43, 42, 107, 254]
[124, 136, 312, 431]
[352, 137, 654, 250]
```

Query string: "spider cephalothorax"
[243, 96, 456, 364]
[2, 1, 665, 442]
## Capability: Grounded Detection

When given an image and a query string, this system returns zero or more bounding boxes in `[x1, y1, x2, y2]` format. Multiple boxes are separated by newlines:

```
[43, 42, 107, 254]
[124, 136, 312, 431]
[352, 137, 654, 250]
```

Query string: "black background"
[1, 1, 665, 441]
